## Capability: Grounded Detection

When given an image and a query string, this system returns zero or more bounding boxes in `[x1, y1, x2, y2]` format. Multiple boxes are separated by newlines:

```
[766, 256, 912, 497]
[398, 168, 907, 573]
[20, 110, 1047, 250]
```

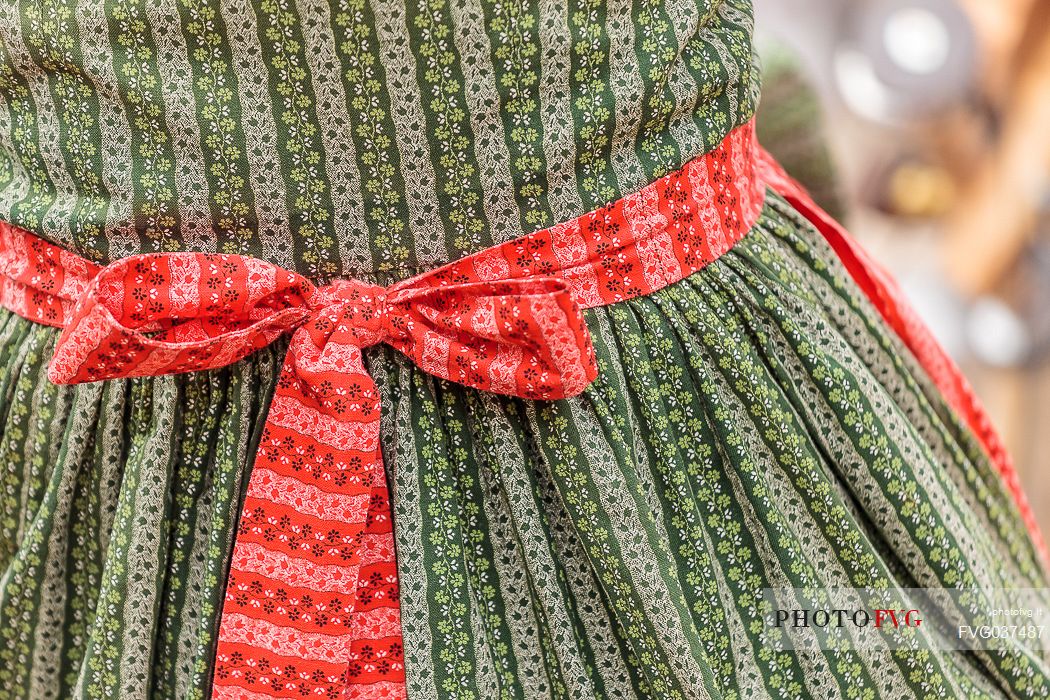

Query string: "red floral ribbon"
[0, 121, 765, 699]
[52, 259, 599, 699]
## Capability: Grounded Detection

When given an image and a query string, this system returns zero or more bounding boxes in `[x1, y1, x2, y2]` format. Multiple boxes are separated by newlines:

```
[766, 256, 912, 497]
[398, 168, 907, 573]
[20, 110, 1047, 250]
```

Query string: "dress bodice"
[0, 0, 758, 281]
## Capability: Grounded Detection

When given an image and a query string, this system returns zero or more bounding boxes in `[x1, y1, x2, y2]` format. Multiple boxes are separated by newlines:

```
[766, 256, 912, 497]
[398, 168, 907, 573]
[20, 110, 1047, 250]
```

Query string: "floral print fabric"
[0, 0, 1046, 696]
[757, 155, 1046, 560]
[383, 193, 1050, 700]
[0, 0, 757, 283]
[0, 183, 1048, 698]
[5, 121, 764, 699]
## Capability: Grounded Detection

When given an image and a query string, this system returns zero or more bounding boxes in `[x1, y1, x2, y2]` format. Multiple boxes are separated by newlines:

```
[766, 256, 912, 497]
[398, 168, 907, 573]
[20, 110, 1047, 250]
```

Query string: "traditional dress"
[0, 0, 1046, 698]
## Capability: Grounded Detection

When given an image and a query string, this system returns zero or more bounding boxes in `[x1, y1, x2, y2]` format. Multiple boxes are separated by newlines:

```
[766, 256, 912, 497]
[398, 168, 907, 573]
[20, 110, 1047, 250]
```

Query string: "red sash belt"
[0, 121, 1038, 700]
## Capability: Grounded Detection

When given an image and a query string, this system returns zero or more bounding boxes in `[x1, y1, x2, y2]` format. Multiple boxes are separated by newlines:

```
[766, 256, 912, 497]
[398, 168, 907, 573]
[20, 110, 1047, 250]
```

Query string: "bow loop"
[47, 253, 315, 384]
[388, 277, 598, 400]
[48, 250, 601, 405]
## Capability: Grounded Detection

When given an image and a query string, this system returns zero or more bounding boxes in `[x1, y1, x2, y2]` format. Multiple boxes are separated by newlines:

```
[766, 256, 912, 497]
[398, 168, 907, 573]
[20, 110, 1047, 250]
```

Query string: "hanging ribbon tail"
[755, 147, 1049, 569]
[212, 338, 406, 699]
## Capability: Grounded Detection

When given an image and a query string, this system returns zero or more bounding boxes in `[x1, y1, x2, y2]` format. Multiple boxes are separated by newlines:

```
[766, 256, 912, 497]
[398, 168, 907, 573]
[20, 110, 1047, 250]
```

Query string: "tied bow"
[48, 252, 597, 699]
[48, 253, 597, 398]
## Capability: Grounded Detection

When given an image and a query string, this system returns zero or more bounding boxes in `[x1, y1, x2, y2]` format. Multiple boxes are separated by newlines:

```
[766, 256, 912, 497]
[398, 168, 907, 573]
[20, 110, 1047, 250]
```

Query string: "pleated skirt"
[0, 190, 1046, 699]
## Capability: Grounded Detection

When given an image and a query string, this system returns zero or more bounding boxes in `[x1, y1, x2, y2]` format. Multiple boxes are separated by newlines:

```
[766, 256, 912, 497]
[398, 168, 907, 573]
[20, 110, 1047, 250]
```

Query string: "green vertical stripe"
[0, 17, 67, 245]
[19, 0, 110, 258]
[566, 0, 617, 209]
[631, 0, 683, 177]
[406, 0, 493, 255]
[175, 0, 261, 257]
[331, 0, 413, 275]
[108, 0, 183, 252]
[248, 0, 339, 278]
[477, 0, 555, 233]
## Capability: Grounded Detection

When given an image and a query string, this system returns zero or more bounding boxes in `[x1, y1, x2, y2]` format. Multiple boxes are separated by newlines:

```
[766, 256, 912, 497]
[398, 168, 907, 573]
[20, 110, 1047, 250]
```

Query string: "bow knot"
[0, 119, 771, 699]
[43, 251, 603, 700]
[308, 277, 391, 349]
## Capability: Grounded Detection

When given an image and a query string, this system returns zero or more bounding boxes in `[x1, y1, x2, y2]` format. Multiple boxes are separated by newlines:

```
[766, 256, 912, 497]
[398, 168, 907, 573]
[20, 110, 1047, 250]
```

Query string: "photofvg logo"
[772, 606, 923, 630]
[760, 588, 1050, 651]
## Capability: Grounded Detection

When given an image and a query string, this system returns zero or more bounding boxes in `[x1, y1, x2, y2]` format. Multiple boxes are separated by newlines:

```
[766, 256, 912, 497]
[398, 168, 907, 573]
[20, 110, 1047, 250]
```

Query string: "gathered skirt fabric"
[0, 189, 1046, 699]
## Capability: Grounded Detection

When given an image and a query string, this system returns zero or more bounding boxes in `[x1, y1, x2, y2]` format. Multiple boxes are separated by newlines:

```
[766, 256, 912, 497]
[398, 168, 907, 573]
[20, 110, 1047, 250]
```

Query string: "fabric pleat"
[0, 325, 285, 698]
[0, 190, 1047, 698]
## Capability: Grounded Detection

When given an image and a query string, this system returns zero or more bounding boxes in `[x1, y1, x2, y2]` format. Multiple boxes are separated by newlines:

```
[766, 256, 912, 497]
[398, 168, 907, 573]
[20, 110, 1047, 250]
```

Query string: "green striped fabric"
[0, 0, 756, 282]
[0, 0, 1048, 697]
[1, 193, 1048, 698]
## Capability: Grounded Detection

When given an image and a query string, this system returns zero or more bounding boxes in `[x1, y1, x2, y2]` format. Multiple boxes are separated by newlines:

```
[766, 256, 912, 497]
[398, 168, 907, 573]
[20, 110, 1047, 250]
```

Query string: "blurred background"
[752, 0, 1050, 534]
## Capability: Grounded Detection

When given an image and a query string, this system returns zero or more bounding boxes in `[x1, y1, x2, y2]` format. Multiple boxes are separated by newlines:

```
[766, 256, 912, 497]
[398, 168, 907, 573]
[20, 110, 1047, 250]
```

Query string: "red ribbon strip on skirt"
[0, 122, 765, 700]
